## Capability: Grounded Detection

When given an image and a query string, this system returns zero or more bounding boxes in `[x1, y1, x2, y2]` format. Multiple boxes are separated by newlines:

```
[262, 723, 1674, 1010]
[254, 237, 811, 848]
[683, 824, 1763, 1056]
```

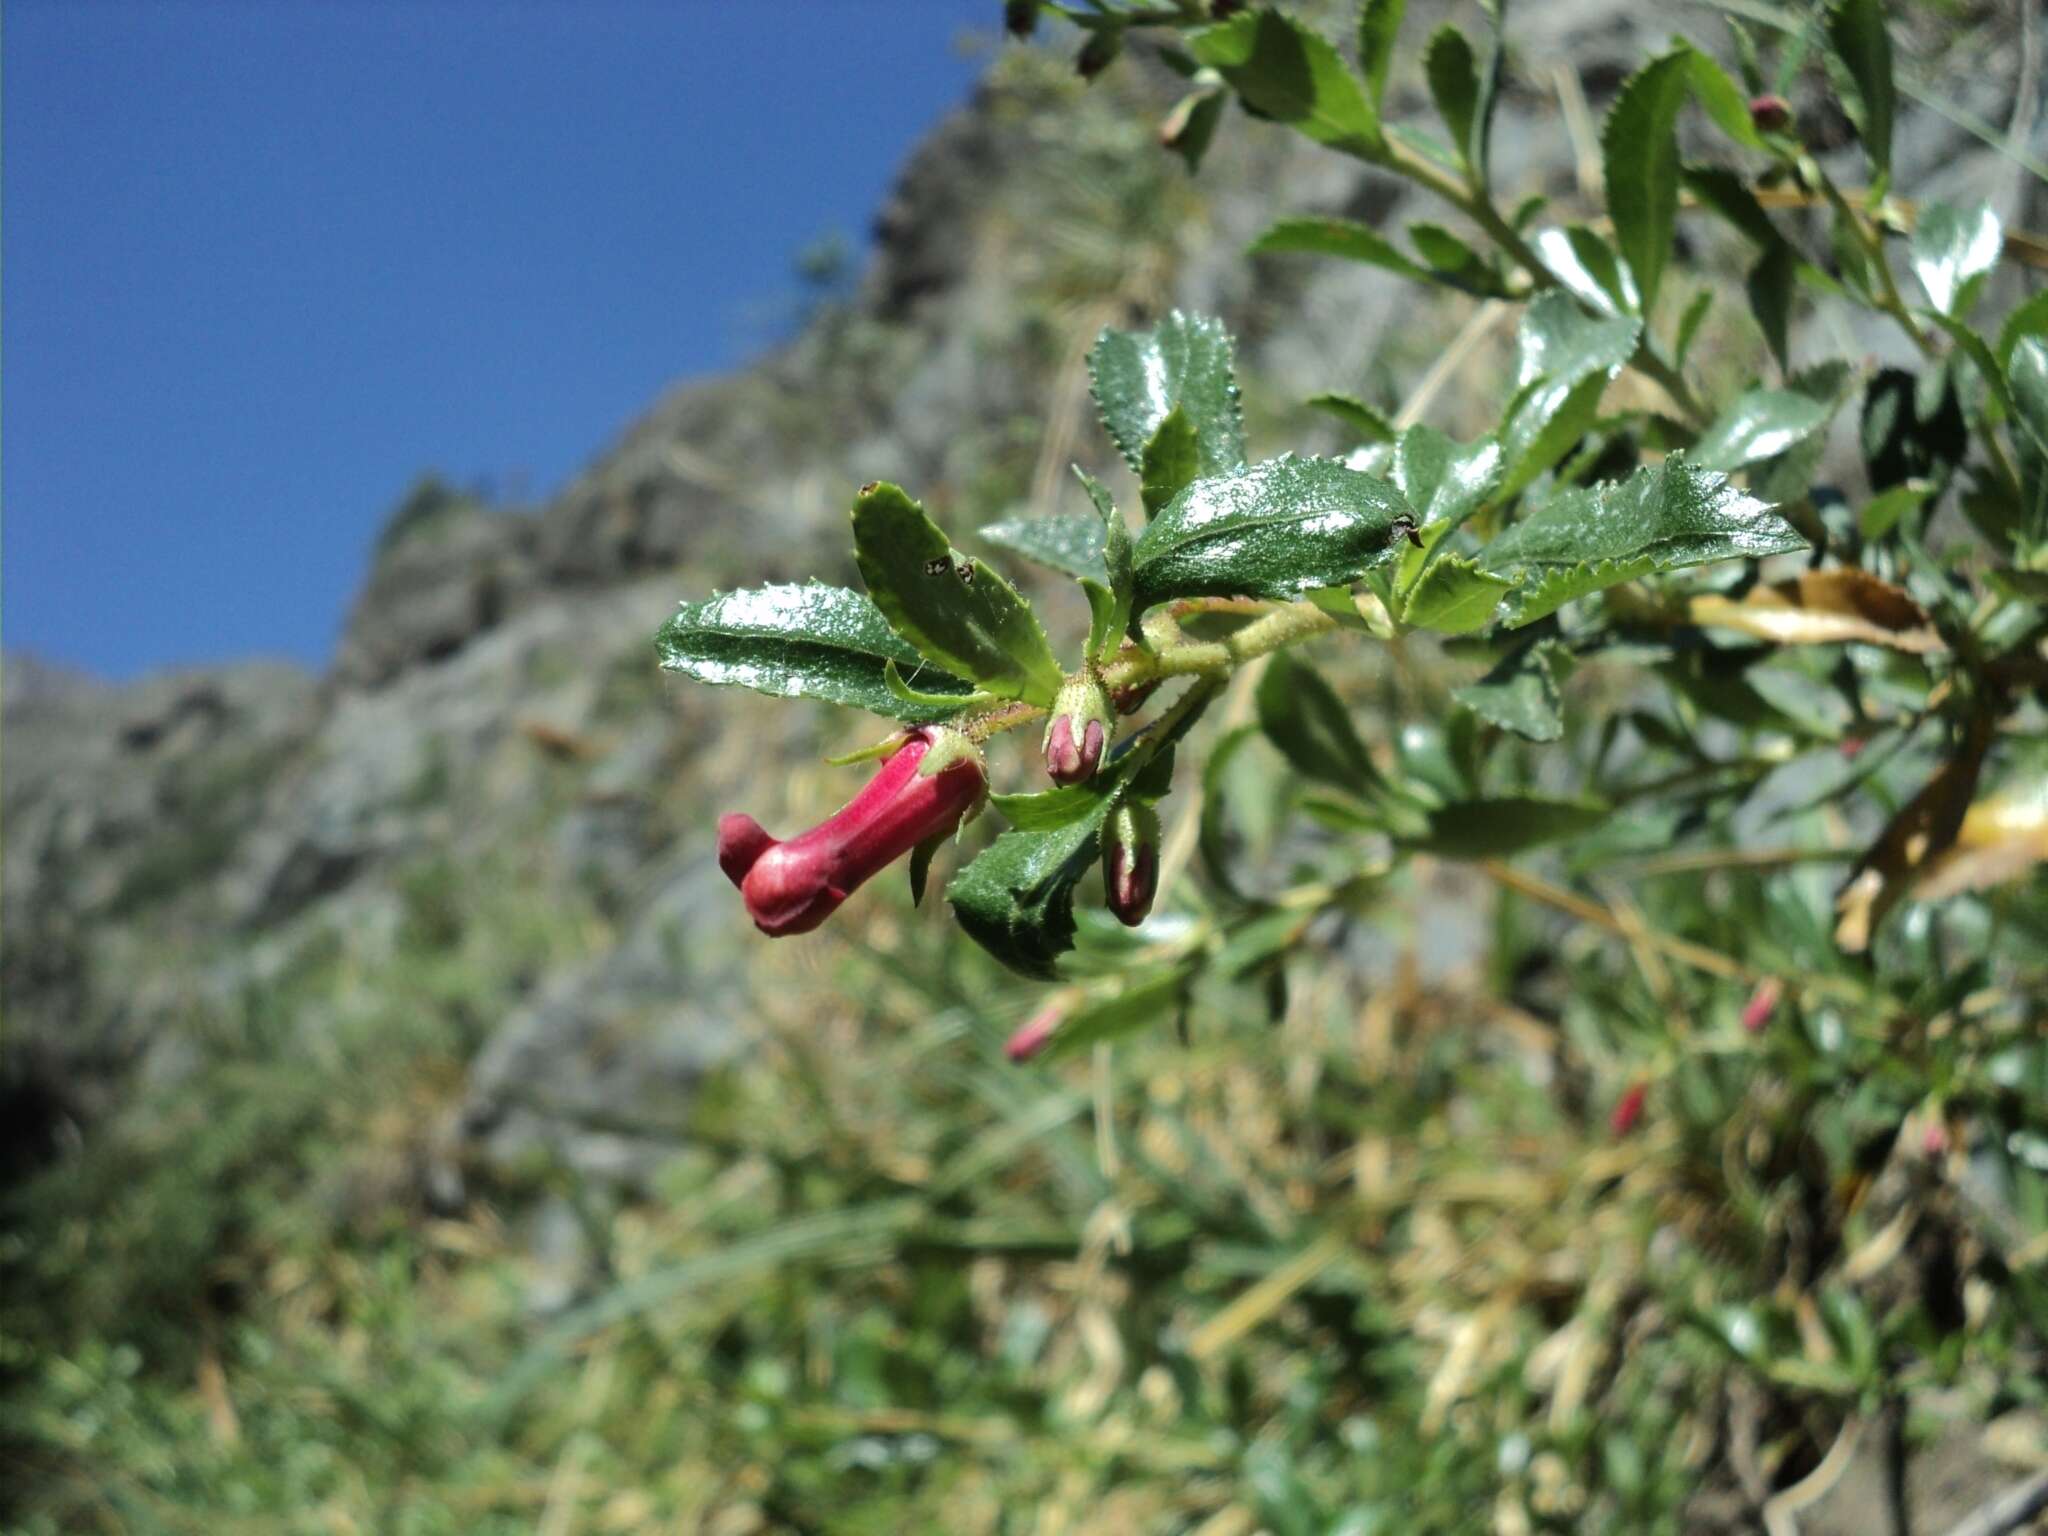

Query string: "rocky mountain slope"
[8, 0, 2042, 1194]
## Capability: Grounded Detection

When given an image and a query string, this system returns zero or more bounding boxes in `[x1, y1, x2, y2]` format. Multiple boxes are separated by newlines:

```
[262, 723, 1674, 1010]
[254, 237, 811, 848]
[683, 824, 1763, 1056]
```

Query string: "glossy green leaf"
[988, 783, 1110, 833]
[657, 582, 977, 723]
[1400, 555, 1516, 633]
[885, 659, 996, 714]
[852, 482, 1064, 704]
[1308, 392, 1396, 443]
[1690, 388, 1834, 472]
[1255, 651, 1383, 795]
[1453, 638, 1572, 741]
[978, 511, 1109, 584]
[1131, 455, 1418, 610]
[1496, 556, 1655, 628]
[1422, 24, 1481, 173]
[1385, 425, 1503, 532]
[1600, 48, 1692, 314]
[1189, 8, 1380, 157]
[948, 800, 1110, 978]
[1356, 0, 1406, 107]
[1088, 311, 1248, 481]
[1484, 456, 1805, 623]
[1534, 226, 1639, 317]
[1824, 0, 1894, 182]
[1498, 291, 1641, 497]
[1910, 202, 2001, 318]
[1408, 796, 1610, 857]
[1252, 216, 1430, 285]
[1141, 405, 1202, 519]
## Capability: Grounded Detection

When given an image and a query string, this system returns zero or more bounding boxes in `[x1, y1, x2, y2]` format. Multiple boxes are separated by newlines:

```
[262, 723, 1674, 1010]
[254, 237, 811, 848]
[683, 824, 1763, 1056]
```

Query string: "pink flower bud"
[1741, 977, 1783, 1034]
[1005, 998, 1067, 1063]
[1840, 736, 1867, 760]
[1610, 1081, 1648, 1137]
[1043, 678, 1114, 786]
[1748, 94, 1793, 134]
[1921, 1117, 1948, 1158]
[1103, 802, 1160, 927]
[717, 727, 984, 937]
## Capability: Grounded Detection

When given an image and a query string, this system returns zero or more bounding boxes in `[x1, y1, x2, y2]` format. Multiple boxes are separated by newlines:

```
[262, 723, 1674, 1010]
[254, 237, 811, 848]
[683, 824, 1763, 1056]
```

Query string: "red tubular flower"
[1005, 997, 1069, 1063]
[1610, 1081, 1648, 1137]
[1741, 977, 1783, 1034]
[717, 727, 984, 937]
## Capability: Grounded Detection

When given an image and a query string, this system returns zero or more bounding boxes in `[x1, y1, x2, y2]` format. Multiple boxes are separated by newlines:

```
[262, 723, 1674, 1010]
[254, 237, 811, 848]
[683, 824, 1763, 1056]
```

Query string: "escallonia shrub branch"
[659, 0, 2048, 1026]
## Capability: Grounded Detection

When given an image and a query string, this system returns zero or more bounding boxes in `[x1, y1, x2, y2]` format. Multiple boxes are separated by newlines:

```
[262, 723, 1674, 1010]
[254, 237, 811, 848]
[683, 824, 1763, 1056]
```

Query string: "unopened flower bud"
[1748, 94, 1793, 134]
[1741, 976, 1783, 1034]
[1610, 1081, 1648, 1137]
[717, 726, 984, 936]
[1043, 677, 1114, 786]
[1005, 997, 1068, 1063]
[1110, 678, 1159, 716]
[1103, 801, 1160, 927]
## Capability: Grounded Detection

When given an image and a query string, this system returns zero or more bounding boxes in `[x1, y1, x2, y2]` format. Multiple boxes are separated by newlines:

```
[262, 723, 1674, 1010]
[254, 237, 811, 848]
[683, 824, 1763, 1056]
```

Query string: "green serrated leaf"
[1408, 220, 1509, 295]
[1484, 456, 1805, 624]
[1357, 0, 1407, 107]
[908, 830, 945, 907]
[1486, 454, 1804, 570]
[1685, 45, 1765, 150]
[1401, 554, 1516, 633]
[1386, 425, 1503, 532]
[949, 684, 1218, 976]
[1859, 480, 1934, 539]
[1498, 292, 1641, 497]
[1497, 555, 1655, 627]
[1074, 466, 1136, 660]
[1131, 455, 1419, 611]
[1825, 0, 1895, 183]
[884, 658, 996, 714]
[1409, 796, 1610, 857]
[1308, 392, 1396, 443]
[1600, 48, 1693, 314]
[1690, 387, 1834, 472]
[1189, 8, 1380, 157]
[1421, 23, 1485, 176]
[657, 582, 978, 723]
[1141, 405, 1202, 519]
[1088, 311, 1248, 480]
[852, 483, 1064, 705]
[1681, 164, 1780, 250]
[1252, 216, 1431, 285]
[1453, 638, 1572, 740]
[1255, 650, 1385, 795]
[1910, 202, 2002, 318]
[978, 512, 1109, 584]
[1533, 225, 1639, 317]
[2010, 337, 2048, 540]
[1859, 365, 1967, 492]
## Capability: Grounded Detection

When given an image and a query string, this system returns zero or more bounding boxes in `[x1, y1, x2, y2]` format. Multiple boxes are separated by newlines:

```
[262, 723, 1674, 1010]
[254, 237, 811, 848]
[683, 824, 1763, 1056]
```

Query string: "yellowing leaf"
[1687, 569, 1945, 654]
[1912, 778, 2048, 901]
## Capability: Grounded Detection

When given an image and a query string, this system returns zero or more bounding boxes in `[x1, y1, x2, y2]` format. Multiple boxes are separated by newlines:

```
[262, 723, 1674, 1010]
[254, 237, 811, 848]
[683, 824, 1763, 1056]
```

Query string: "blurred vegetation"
[6, 4, 2048, 1533]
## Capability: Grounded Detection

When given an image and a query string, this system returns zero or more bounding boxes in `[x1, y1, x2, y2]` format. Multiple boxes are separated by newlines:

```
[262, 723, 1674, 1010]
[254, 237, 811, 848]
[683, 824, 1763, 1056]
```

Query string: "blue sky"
[4, 0, 994, 678]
